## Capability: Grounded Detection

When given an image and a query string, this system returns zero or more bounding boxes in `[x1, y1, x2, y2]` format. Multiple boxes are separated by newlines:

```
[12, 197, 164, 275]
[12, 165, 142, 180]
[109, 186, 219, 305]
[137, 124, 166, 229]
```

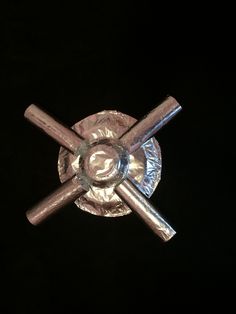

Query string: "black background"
[1, 2, 235, 313]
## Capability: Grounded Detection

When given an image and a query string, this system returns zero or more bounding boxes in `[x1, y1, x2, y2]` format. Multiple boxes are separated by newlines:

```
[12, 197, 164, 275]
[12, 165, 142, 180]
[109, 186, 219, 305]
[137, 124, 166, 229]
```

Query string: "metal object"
[25, 96, 182, 241]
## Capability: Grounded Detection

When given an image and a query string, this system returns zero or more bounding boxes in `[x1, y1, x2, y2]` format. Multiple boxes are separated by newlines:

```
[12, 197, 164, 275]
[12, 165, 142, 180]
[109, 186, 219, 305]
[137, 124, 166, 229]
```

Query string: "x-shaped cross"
[25, 96, 182, 241]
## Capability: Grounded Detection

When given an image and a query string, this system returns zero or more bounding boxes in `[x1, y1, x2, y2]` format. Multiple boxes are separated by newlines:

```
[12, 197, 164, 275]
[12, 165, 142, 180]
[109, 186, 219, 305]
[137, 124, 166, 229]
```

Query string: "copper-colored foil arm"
[116, 96, 181, 241]
[24, 104, 82, 154]
[115, 179, 175, 241]
[120, 96, 182, 154]
[26, 176, 85, 225]
[24, 105, 86, 225]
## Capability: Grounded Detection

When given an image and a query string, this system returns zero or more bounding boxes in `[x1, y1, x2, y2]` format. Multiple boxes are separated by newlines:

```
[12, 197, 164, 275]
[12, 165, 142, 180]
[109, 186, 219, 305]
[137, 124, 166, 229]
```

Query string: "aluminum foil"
[58, 110, 162, 217]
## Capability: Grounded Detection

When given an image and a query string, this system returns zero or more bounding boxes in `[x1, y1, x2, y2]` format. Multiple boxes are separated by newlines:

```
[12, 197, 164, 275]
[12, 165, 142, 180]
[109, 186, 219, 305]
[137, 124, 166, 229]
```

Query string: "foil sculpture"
[25, 96, 182, 241]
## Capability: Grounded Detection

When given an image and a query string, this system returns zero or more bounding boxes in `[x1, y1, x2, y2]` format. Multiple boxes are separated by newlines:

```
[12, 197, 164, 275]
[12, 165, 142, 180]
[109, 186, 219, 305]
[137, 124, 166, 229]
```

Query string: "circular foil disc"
[58, 110, 162, 217]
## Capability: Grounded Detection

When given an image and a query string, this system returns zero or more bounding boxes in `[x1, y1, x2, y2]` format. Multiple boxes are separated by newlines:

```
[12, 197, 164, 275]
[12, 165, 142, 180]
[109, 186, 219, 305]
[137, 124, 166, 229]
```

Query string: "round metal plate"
[58, 110, 162, 217]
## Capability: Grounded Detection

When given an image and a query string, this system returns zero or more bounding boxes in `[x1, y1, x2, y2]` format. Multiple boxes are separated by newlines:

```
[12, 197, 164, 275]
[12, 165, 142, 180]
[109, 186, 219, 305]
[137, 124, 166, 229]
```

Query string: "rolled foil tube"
[26, 177, 85, 225]
[24, 104, 82, 154]
[121, 96, 182, 153]
[115, 179, 176, 241]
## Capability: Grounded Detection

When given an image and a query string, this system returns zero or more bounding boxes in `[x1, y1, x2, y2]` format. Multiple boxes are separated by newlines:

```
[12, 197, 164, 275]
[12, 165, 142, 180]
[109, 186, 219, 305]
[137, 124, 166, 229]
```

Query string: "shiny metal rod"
[26, 176, 85, 225]
[120, 96, 182, 153]
[115, 179, 176, 241]
[24, 104, 82, 154]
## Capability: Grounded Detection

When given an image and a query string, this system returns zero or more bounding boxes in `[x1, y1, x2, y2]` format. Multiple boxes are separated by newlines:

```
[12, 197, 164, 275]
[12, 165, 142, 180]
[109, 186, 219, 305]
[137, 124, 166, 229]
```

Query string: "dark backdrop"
[1, 2, 235, 313]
